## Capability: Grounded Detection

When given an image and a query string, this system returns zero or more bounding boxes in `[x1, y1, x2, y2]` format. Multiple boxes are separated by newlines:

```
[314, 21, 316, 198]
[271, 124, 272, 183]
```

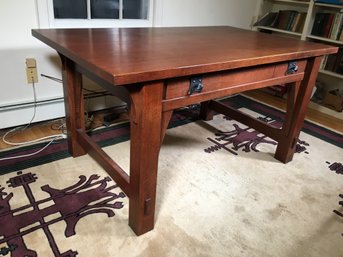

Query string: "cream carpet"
[0, 109, 342, 257]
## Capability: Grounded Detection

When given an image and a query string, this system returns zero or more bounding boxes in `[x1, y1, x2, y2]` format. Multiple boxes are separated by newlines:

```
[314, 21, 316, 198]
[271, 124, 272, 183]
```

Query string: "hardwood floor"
[0, 91, 341, 151]
[0, 119, 65, 151]
[0, 108, 129, 151]
[243, 90, 343, 133]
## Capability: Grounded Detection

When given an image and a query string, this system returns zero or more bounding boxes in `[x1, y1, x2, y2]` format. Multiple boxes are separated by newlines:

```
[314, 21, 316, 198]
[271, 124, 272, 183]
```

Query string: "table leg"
[128, 82, 163, 235]
[283, 82, 300, 135]
[275, 57, 322, 163]
[60, 56, 86, 157]
[200, 101, 214, 121]
[161, 110, 173, 143]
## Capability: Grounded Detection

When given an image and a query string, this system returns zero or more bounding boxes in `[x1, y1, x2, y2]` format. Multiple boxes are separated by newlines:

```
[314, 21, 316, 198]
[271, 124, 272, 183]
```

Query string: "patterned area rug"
[0, 95, 342, 257]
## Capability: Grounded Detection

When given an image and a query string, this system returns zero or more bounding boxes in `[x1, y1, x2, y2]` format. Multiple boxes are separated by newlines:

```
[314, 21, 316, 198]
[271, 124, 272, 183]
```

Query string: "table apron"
[162, 60, 306, 112]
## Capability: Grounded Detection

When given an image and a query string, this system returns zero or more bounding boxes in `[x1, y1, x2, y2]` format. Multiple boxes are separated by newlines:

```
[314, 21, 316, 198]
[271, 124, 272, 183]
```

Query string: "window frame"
[36, 0, 154, 28]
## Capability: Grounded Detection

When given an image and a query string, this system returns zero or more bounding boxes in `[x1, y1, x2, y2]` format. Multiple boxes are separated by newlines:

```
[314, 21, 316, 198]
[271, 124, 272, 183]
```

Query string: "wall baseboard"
[0, 94, 126, 129]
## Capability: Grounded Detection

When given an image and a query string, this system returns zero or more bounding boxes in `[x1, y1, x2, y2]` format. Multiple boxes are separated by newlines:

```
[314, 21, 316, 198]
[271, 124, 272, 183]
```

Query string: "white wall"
[156, 0, 257, 28]
[0, 0, 259, 129]
[0, 0, 66, 129]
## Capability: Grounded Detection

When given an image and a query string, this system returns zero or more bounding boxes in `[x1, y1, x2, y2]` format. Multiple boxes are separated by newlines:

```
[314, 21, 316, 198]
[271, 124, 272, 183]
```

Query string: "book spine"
[329, 13, 340, 39]
[323, 13, 335, 38]
[336, 14, 343, 40]
[311, 13, 323, 36]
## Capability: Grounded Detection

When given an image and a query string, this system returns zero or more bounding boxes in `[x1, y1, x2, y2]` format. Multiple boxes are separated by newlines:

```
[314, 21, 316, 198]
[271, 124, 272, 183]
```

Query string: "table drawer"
[164, 60, 307, 100]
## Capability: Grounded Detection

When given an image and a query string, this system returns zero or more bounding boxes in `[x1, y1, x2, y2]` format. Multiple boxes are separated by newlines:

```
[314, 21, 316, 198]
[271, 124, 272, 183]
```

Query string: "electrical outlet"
[26, 58, 38, 84]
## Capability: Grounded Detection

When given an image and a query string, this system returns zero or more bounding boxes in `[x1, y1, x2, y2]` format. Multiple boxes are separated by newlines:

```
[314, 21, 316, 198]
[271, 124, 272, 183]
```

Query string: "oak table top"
[32, 26, 337, 86]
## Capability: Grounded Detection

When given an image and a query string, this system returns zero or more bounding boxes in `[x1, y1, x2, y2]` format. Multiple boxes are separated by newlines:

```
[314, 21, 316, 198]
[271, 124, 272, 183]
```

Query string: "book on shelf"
[292, 12, 307, 33]
[323, 47, 343, 74]
[314, 0, 343, 4]
[324, 13, 335, 37]
[311, 12, 333, 37]
[254, 10, 306, 33]
[335, 50, 343, 73]
[253, 12, 278, 27]
[329, 13, 343, 39]
[339, 25, 343, 40]
[311, 11, 343, 40]
[275, 10, 298, 31]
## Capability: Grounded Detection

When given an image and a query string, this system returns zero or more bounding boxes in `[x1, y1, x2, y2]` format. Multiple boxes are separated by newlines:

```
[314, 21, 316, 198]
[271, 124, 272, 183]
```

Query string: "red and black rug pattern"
[204, 116, 311, 156]
[0, 171, 125, 256]
[329, 161, 343, 236]
[333, 193, 343, 237]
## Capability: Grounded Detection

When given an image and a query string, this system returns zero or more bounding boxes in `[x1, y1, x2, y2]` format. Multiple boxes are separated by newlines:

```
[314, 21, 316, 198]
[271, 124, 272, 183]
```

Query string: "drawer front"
[164, 60, 307, 100]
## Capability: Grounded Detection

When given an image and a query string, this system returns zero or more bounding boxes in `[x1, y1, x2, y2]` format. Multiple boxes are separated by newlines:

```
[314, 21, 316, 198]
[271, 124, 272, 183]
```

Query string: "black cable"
[40, 73, 63, 83]
[41, 73, 107, 95]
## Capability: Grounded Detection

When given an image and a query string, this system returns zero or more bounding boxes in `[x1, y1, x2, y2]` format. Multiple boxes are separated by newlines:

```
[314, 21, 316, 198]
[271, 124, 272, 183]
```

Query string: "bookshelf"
[307, 35, 343, 45]
[254, 0, 343, 114]
[254, 1, 313, 37]
[274, 0, 310, 5]
[255, 25, 303, 36]
[320, 69, 343, 79]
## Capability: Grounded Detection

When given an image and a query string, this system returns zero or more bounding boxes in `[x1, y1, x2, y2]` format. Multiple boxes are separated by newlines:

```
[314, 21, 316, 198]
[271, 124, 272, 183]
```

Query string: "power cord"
[0, 81, 66, 161]
[1, 74, 126, 162]
[40, 74, 62, 83]
[41, 73, 107, 95]
[2, 133, 64, 146]
[0, 136, 66, 161]
[2, 82, 38, 144]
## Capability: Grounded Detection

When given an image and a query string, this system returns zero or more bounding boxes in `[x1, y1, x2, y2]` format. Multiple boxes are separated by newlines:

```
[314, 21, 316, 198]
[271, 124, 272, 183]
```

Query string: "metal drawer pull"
[188, 77, 203, 95]
[286, 62, 298, 75]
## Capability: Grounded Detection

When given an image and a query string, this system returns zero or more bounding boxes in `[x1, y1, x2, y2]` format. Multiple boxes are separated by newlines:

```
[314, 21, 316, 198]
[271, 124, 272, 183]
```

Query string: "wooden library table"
[32, 26, 337, 235]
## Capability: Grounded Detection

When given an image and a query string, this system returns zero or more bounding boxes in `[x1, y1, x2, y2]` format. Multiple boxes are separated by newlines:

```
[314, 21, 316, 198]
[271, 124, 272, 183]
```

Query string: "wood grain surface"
[32, 26, 337, 86]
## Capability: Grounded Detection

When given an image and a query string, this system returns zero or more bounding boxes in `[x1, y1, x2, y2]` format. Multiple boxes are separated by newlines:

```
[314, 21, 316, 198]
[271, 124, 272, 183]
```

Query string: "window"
[90, 0, 119, 19]
[53, 0, 88, 19]
[36, 0, 153, 28]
